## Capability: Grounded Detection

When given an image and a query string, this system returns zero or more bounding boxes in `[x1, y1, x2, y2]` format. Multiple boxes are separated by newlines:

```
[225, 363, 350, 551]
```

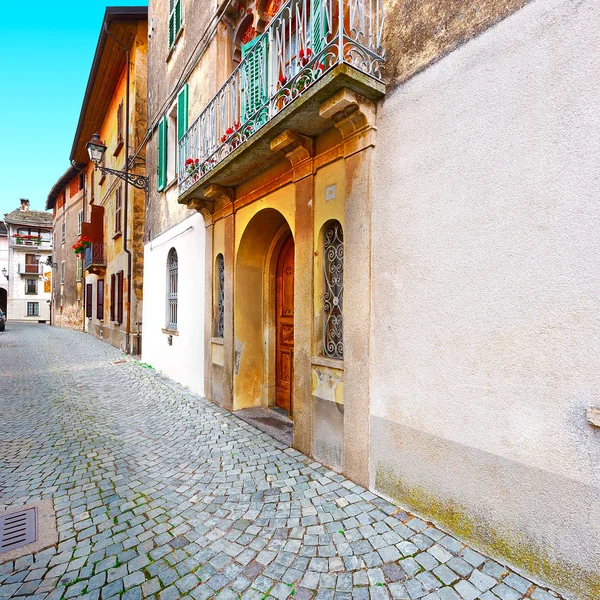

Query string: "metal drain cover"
[0, 507, 38, 553]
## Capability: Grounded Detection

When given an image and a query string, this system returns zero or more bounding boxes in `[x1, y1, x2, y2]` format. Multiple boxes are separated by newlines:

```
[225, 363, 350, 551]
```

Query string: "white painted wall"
[142, 213, 206, 395]
[371, 0, 600, 595]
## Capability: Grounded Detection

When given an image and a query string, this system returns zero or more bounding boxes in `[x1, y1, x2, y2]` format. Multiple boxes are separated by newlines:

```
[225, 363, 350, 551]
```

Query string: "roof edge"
[46, 165, 81, 210]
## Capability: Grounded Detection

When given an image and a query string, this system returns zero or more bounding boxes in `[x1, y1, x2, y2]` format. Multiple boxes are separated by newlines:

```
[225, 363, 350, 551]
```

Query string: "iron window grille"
[167, 248, 178, 330]
[216, 254, 224, 337]
[323, 221, 343, 359]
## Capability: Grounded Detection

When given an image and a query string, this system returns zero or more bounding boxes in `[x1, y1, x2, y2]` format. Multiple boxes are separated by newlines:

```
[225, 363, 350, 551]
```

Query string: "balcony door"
[25, 254, 39, 274]
[275, 234, 294, 413]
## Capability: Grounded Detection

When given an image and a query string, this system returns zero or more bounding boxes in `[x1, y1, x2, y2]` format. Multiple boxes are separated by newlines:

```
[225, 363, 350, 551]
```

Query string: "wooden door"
[276, 234, 294, 413]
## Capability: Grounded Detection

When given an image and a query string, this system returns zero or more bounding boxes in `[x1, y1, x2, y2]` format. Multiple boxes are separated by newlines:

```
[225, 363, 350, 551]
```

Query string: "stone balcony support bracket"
[319, 88, 377, 156]
[270, 130, 314, 181]
[190, 184, 235, 221]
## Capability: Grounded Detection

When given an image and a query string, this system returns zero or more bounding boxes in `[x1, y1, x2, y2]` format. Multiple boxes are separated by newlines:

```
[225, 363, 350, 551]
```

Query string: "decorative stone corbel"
[203, 184, 235, 216]
[319, 89, 377, 156]
[270, 130, 314, 181]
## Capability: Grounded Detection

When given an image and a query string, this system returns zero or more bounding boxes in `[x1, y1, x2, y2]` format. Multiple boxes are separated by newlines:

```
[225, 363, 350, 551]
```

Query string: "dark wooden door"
[276, 234, 294, 413]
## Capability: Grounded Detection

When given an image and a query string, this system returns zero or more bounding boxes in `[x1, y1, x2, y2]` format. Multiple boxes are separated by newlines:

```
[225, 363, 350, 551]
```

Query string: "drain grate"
[0, 507, 38, 553]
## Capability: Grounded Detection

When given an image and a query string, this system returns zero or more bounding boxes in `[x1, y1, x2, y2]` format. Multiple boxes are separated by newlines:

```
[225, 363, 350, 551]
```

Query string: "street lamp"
[1, 268, 7, 281]
[86, 133, 149, 191]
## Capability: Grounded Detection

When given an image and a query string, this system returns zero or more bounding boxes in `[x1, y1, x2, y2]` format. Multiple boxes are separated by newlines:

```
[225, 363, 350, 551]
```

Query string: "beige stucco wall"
[370, 0, 600, 597]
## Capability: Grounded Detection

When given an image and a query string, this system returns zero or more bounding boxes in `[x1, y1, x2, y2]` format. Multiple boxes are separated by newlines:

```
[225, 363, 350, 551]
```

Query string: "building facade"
[0, 222, 7, 315]
[142, 0, 598, 598]
[3, 200, 52, 323]
[68, 7, 148, 354]
[46, 167, 86, 330]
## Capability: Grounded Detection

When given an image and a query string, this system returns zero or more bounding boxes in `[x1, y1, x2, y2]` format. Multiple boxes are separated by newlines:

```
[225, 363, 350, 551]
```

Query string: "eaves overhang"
[69, 6, 148, 165]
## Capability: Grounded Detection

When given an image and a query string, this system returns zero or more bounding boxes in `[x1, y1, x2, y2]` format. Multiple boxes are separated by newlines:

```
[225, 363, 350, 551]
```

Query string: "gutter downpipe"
[105, 24, 133, 354]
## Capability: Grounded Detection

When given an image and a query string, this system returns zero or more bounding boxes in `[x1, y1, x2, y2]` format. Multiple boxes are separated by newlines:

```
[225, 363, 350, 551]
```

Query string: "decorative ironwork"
[216, 254, 225, 337]
[167, 249, 178, 330]
[178, 0, 385, 195]
[95, 166, 149, 191]
[323, 221, 343, 359]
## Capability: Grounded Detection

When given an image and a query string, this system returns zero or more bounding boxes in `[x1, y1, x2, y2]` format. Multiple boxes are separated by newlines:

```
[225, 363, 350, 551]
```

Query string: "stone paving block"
[0, 325, 566, 600]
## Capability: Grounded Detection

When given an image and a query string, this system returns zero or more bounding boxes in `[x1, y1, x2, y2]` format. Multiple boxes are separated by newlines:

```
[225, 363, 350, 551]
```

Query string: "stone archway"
[234, 208, 293, 412]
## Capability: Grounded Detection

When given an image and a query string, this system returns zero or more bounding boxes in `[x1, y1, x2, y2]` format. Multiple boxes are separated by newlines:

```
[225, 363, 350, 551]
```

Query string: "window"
[158, 116, 167, 191]
[110, 273, 116, 322]
[90, 169, 95, 202]
[117, 271, 124, 324]
[215, 254, 224, 337]
[168, 0, 183, 48]
[167, 248, 178, 330]
[25, 279, 37, 295]
[86, 283, 93, 318]
[97, 279, 104, 320]
[322, 221, 343, 359]
[78, 210, 83, 235]
[76, 257, 83, 281]
[27, 302, 39, 317]
[61, 222, 66, 244]
[117, 100, 124, 147]
[60, 261, 65, 284]
[115, 186, 122, 235]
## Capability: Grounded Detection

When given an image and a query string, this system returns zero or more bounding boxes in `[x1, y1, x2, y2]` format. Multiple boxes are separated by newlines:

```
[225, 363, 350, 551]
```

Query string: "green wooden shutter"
[311, 0, 327, 55]
[241, 36, 268, 124]
[177, 84, 188, 140]
[157, 116, 167, 191]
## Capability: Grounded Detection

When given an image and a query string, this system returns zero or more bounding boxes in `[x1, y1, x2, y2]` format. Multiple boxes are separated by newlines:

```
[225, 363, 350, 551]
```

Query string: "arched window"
[215, 254, 225, 337]
[323, 221, 343, 359]
[167, 248, 178, 330]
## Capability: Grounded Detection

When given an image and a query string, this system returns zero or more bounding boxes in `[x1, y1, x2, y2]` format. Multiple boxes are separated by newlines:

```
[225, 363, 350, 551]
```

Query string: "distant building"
[46, 166, 86, 329]
[4, 199, 53, 322]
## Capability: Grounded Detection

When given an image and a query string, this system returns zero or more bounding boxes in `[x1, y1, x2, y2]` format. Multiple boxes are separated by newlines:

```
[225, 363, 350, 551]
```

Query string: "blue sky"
[0, 1, 148, 217]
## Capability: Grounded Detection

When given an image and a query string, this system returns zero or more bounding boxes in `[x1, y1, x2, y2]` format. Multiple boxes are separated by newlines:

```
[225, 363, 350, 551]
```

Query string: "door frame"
[262, 223, 294, 410]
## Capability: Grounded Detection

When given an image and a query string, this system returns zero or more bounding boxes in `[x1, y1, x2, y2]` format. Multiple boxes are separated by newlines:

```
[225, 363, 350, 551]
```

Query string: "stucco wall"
[142, 213, 206, 395]
[371, 0, 600, 597]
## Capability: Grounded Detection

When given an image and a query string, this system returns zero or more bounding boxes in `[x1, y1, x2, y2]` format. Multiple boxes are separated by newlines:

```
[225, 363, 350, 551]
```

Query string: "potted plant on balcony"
[72, 236, 92, 255]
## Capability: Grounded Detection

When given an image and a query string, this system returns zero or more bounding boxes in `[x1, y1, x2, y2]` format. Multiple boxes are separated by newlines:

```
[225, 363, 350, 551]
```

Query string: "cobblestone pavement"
[0, 324, 563, 600]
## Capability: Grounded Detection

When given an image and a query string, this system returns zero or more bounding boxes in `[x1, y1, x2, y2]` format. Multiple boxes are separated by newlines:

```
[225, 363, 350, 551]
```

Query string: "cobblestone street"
[0, 324, 563, 600]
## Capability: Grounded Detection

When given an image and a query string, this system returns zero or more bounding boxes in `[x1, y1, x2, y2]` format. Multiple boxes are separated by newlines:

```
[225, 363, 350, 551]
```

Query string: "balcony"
[84, 243, 106, 273]
[18, 263, 44, 276]
[178, 0, 385, 202]
[10, 237, 52, 249]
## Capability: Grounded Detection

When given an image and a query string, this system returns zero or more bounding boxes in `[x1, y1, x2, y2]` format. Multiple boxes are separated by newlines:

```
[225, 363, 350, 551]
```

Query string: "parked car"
[0, 310, 5, 332]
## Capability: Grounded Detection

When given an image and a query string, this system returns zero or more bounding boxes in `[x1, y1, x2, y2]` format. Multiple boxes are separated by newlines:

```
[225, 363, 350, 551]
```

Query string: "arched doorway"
[275, 234, 294, 413]
[234, 208, 294, 412]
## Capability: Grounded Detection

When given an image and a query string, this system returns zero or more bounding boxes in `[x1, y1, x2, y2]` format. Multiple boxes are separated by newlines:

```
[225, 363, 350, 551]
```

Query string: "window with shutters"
[76, 257, 83, 282]
[25, 279, 37, 295]
[116, 100, 124, 154]
[90, 169, 95, 202]
[157, 116, 168, 191]
[61, 261, 65, 284]
[27, 302, 39, 317]
[241, 36, 269, 125]
[79, 172, 85, 190]
[61, 222, 65, 244]
[166, 248, 178, 330]
[117, 271, 124, 325]
[115, 186, 122, 235]
[215, 254, 224, 337]
[110, 273, 116, 322]
[97, 279, 104, 321]
[86, 284, 93, 318]
[168, 0, 183, 49]
[322, 221, 343, 359]
[78, 210, 83, 235]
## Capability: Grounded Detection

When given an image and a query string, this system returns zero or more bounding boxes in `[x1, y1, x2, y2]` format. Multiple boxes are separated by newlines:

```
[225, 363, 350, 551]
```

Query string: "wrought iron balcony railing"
[18, 263, 44, 275]
[83, 243, 106, 271]
[178, 0, 385, 195]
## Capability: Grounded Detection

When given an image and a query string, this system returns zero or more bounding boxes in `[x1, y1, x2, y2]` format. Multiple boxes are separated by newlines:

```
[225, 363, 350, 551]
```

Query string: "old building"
[142, 0, 599, 598]
[0, 222, 7, 315]
[46, 166, 86, 329]
[3, 199, 53, 323]
[68, 6, 147, 354]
